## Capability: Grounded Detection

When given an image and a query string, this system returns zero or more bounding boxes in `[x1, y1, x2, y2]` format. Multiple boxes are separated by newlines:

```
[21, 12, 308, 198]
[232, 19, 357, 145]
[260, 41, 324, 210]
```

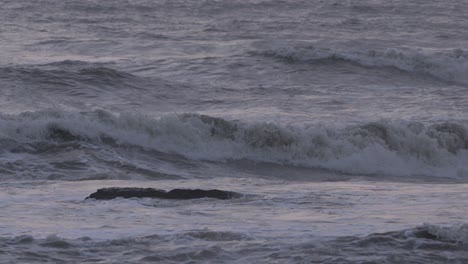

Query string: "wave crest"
[0, 110, 467, 179]
[354, 224, 468, 248]
[258, 41, 468, 85]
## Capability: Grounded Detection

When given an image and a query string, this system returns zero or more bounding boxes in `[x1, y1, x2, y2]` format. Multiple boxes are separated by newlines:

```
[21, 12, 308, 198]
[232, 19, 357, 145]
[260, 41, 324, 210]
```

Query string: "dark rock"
[86, 187, 240, 200]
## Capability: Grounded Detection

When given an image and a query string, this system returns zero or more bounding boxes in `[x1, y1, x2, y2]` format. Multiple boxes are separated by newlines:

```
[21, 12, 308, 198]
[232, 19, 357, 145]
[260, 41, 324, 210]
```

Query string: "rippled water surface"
[1, 0, 467, 263]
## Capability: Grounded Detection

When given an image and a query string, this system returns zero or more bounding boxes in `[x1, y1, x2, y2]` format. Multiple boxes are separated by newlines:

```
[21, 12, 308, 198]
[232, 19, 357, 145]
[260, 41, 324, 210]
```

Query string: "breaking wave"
[0, 110, 467, 179]
[259, 42, 468, 85]
[303, 224, 468, 264]
[350, 224, 468, 247]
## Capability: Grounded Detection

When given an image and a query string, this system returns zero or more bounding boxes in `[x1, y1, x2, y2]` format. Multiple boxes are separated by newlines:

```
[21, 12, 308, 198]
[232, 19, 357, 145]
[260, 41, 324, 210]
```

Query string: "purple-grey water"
[1, 1, 468, 263]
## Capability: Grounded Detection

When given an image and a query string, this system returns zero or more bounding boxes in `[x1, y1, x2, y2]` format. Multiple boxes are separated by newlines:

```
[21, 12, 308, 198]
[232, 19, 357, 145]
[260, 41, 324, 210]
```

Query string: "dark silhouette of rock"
[86, 187, 240, 200]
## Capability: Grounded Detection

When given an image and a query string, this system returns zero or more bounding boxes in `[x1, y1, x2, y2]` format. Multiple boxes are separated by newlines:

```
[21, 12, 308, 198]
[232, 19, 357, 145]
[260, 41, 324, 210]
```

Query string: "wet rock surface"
[86, 187, 241, 200]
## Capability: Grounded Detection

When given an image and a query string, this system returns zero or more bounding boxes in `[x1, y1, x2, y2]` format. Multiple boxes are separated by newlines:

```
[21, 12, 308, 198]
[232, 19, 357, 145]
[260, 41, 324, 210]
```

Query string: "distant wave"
[0, 62, 138, 88]
[258, 42, 468, 85]
[1, 110, 467, 179]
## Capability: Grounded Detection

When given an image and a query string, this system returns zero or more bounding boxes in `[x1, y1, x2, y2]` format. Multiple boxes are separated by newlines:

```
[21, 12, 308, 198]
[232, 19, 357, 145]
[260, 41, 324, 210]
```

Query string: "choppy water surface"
[1, 0, 467, 263]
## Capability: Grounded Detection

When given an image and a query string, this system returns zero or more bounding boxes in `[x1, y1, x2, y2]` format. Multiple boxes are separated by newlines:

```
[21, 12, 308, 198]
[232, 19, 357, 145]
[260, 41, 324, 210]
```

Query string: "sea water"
[1, 0, 468, 263]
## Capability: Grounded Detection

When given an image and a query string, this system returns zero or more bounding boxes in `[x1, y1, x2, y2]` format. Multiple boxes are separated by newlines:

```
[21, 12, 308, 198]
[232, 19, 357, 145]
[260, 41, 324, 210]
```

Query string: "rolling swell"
[258, 42, 468, 86]
[296, 224, 468, 264]
[0, 110, 467, 179]
[1, 224, 467, 264]
[0, 62, 145, 94]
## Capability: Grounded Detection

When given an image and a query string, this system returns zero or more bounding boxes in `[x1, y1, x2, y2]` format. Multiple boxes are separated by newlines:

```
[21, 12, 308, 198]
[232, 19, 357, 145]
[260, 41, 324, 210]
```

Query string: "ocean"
[1, 0, 468, 263]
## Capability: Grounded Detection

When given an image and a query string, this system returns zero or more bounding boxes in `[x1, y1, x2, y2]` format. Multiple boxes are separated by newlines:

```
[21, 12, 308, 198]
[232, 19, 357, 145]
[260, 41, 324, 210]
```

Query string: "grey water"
[1, 0, 468, 263]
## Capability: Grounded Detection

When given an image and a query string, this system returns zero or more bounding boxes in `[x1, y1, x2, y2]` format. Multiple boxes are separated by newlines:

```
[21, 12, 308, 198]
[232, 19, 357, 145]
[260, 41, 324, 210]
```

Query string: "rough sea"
[1, 0, 468, 263]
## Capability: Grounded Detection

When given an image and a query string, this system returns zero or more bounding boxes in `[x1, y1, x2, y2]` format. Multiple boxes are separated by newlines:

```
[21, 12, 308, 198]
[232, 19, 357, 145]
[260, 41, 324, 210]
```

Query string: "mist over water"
[1, 0, 467, 263]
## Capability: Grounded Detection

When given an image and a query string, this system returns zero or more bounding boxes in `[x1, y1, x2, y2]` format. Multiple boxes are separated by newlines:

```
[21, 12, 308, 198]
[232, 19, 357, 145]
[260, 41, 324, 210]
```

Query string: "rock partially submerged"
[86, 187, 240, 200]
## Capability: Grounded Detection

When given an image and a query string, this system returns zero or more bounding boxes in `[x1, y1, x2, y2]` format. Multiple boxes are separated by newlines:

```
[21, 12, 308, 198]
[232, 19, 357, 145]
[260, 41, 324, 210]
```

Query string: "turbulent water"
[1, 0, 468, 263]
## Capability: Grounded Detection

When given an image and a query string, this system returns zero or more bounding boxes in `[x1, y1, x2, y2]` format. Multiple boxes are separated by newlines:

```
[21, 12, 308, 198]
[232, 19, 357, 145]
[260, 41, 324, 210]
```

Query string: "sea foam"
[0, 110, 466, 179]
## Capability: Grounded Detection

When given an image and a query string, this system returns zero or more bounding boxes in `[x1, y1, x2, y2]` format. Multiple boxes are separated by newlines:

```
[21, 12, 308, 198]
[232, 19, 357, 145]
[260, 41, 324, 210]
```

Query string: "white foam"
[0, 110, 467, 179]
[424, 224, 468, 244]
